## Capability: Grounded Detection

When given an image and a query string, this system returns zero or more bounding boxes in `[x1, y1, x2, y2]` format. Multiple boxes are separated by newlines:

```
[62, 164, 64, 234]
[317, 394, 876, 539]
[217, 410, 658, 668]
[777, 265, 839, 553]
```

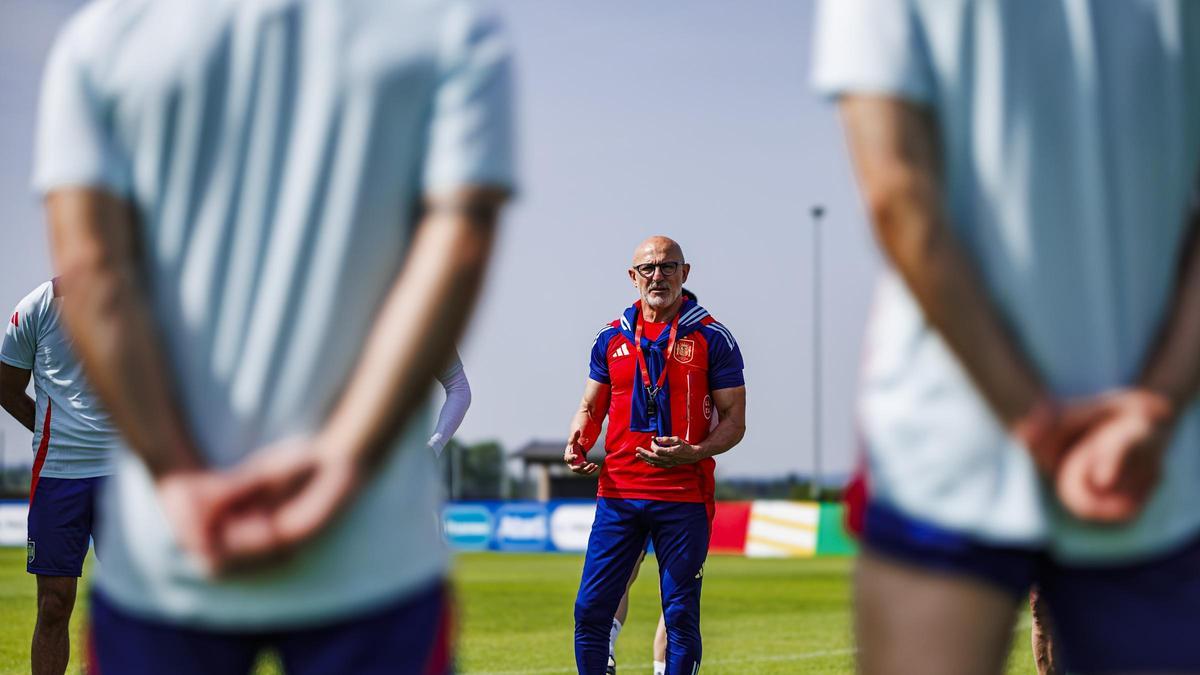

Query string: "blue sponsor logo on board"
[495, 504, 549, 551]
[442, 505, 493, 550]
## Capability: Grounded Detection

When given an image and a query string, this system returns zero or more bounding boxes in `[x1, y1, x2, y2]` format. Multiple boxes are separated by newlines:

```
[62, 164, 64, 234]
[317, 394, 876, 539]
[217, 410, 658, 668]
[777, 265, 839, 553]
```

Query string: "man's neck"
[641, 297, 683, 324]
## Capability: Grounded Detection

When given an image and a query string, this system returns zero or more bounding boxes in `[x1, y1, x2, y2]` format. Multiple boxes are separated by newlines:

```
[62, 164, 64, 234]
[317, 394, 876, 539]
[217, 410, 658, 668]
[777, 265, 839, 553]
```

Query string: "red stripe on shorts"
[423, 585, 455, 675]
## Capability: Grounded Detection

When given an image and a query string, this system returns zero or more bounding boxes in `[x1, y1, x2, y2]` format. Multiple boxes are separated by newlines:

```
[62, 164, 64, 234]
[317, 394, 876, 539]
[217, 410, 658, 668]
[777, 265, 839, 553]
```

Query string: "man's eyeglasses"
[633, 262, 683, 278]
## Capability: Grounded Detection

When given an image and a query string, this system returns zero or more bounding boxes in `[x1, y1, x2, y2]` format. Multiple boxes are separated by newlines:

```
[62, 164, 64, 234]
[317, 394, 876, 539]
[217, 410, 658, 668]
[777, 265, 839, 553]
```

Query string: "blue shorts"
[862, 501, 1040, 599]
[864, 501, 1200, 672]
[27, 476, 105, 577]
[1039, 536, 1200, 673]
[89, 580, 453, 675]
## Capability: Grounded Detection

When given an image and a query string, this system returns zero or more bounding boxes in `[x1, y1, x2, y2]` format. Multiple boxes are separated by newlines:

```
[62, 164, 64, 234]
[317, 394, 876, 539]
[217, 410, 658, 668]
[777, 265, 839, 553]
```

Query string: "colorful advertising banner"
[0, 499, 857, 556]
[439, 500, 857, 556]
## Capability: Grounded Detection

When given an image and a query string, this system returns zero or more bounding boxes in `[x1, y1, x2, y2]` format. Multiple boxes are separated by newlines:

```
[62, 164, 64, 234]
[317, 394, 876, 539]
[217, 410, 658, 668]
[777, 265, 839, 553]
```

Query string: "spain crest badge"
[674, 338, 695, 364]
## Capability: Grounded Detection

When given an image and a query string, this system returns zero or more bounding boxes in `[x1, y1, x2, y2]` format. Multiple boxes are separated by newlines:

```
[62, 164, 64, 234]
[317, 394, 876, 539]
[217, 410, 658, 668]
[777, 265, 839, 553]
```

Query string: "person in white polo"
[32, 0, 515, 672]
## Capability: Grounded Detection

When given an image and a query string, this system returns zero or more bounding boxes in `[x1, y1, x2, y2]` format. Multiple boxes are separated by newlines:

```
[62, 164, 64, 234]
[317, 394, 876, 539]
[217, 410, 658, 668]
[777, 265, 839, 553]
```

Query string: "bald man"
[565, 237, 747, 675]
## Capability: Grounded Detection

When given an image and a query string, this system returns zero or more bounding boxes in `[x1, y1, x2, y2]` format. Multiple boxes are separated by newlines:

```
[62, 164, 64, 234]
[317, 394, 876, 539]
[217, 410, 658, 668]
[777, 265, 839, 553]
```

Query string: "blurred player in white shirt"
[32, 0, 514, 671]
[1, 279, 119, 675]
[815, 1, 1200, 672]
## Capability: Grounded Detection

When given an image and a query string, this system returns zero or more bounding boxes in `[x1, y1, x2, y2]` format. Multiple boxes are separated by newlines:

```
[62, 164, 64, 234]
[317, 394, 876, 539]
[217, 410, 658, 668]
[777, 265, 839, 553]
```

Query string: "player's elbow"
[0, 394, 16, 418]
[729, 419, 747, 445]
[0, 388, 24, 420]
[863, 171, 940, 263]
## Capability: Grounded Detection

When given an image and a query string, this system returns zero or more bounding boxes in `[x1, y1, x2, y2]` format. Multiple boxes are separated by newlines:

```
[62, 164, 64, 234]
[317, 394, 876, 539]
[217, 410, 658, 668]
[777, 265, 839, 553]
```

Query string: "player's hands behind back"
[155, 436, 363, 576]
[1052, 389, 1175, 524]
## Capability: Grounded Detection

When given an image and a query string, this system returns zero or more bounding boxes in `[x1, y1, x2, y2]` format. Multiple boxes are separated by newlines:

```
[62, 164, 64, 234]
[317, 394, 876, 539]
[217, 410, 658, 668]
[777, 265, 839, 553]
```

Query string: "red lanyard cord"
[633, 313, 680, 397]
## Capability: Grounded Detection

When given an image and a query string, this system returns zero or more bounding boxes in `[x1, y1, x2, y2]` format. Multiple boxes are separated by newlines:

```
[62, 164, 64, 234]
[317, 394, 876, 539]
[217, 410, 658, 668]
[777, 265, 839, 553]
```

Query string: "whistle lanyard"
[634, 313, 680, 418]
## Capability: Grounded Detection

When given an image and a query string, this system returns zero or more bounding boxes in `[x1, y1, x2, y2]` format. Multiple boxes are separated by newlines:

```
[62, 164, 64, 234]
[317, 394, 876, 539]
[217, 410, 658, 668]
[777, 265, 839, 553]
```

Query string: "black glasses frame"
[633, 262, 683, 278]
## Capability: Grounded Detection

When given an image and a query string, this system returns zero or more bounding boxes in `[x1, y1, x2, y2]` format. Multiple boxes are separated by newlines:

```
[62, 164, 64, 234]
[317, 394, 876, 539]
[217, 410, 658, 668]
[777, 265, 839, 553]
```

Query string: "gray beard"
[644, 292, 677, 309]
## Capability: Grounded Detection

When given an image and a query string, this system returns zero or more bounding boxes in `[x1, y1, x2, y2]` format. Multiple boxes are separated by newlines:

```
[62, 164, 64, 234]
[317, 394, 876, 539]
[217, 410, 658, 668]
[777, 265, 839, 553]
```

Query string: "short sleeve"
[1, 296, 39, 370]
[589, 328, 614, 385]
[422, 3, 516, 194]
[810, 0, 935, 105]
[32, 15, 129, 196]
[705, 324, 745, 391]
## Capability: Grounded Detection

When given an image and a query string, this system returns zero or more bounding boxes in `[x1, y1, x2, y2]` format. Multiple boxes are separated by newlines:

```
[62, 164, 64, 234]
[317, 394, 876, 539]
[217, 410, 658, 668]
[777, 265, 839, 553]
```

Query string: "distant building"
[511, 440, 604, 501]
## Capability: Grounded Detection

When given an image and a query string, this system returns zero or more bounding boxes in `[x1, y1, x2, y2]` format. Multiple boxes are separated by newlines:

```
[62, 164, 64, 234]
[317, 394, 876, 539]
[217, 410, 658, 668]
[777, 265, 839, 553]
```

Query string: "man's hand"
[208, 438, 363, 574]
[564, 429, 598, 476]
[636, 436, 706, 468]
[1054, 390, 1176, 523]
[154, 469, 233, 575]
[156, 438, 364, 576]
[1013, 396, 1109, 478]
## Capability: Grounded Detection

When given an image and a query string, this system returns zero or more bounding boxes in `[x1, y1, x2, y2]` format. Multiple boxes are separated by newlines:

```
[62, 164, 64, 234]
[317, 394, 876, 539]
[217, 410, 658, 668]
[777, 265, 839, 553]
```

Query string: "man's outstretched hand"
[155, 438, 364, 576]
[564, 428, 599, 475]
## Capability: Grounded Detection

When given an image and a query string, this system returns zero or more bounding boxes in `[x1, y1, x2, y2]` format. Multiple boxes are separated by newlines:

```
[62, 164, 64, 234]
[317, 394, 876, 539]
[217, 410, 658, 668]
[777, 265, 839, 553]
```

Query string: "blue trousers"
[574, 498, 710, 675]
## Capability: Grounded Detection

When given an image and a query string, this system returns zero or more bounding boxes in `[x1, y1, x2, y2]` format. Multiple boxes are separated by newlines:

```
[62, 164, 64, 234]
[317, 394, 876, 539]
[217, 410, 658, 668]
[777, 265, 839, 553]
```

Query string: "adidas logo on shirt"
[611, 343, 630, 359]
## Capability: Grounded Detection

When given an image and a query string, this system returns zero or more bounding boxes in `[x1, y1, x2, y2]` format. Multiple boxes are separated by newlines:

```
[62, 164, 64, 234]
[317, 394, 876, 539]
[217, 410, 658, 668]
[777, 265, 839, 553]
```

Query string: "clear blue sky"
[0, 0, 880, 480]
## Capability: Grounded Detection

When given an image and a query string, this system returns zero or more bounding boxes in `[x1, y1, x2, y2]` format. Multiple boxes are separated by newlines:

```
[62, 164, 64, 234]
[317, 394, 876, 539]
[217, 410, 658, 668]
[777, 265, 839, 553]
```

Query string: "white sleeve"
[428, 360, 472, 456]
[32, 12, 130, 195]
[810, 0, 936, 104]
[421, 2, 517, 195]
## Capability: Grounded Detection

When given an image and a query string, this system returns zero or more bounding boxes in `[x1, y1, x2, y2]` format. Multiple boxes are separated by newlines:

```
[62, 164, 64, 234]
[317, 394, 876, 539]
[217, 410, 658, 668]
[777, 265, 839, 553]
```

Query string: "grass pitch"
[0, 548, 1036, 674]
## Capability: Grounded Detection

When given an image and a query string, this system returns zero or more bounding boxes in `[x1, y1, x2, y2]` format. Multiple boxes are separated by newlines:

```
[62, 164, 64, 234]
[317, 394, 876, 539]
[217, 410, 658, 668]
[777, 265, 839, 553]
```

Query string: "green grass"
[0, 549, 1036, 674]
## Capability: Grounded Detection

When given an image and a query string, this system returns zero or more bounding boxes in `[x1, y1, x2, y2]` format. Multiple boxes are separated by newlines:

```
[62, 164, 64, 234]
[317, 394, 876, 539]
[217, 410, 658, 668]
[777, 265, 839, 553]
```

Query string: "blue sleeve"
[706, 324, 745, 390]
[589, 328, 612, 384]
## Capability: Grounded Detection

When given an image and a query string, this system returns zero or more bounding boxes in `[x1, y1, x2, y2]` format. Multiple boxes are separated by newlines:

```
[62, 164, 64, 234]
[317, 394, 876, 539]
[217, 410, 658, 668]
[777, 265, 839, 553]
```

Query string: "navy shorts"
[89, 580, 453, 675]
[1039, 537, 1200, 673]
[27, 476, 105, 577]
[861, 501, 1040, 599]
[863, 501, 1200, 672]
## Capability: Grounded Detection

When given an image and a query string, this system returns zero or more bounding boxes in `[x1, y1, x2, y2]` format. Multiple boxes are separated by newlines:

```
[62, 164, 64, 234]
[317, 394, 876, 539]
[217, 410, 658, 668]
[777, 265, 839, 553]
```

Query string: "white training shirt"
[814, 0, 1200, 564]
[1, 280, 118, 479]
[33, 0, 514, 627]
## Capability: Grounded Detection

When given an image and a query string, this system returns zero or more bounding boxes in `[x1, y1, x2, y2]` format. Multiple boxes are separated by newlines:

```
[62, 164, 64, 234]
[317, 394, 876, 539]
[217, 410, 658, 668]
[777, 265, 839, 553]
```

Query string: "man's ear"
[681, 264, 691, 284]
[628, 268, 638, 286]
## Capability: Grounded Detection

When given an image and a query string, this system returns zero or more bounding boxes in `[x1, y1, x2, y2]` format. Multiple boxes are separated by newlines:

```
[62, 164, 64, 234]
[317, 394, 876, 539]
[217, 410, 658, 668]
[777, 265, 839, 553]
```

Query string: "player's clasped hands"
[1030, 388, 1176, 524]
[636, 436, 703, 468]
[156, 436, 364, 577]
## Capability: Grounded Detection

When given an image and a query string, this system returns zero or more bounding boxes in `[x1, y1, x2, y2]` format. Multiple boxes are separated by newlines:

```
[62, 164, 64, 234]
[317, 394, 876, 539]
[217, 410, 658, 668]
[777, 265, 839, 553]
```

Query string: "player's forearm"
[46, 190, 201, 477]
[841, 97, 1047, 428]
[695, 417, 745, 460]
[570, 385, 610, 451]
[430, 382, 471, 451]
[570, 408, 602, 451]
[0, 394, 35, 433]
[1140, 214, 1200, 411]
[883, 202, 1045, 423]
[318, 190, 503, 469]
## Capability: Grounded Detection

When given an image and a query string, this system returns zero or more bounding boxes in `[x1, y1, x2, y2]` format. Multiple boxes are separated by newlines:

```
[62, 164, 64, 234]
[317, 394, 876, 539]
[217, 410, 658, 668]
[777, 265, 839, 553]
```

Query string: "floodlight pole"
[810, 205, 825, 500]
